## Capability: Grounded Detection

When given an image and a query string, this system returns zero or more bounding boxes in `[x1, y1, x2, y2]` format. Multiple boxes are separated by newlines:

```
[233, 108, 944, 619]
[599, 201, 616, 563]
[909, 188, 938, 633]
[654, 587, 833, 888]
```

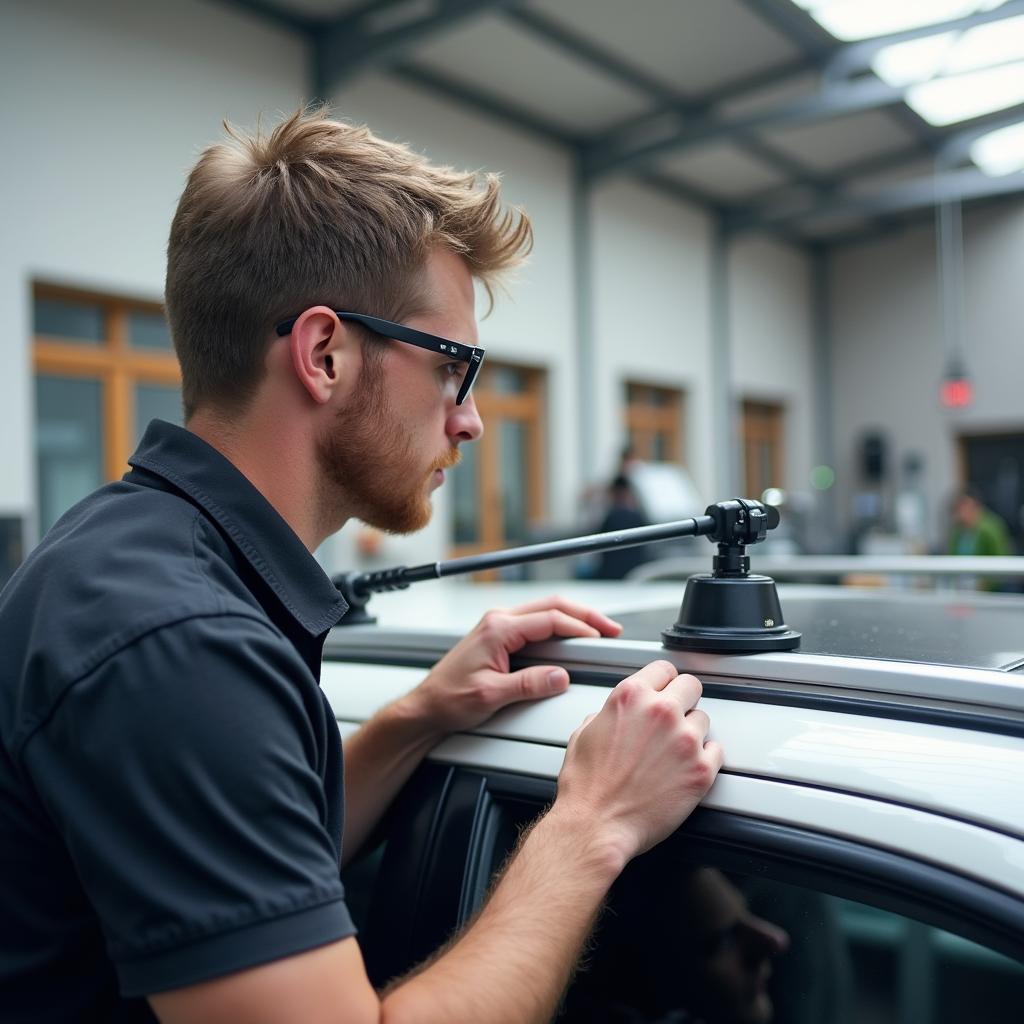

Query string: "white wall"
[326, 73, 578, 571]
[830, 199, 1024, 547]
[2, 0, 829, 575]
[730, 237, 816, 496]
[591, 179, 716, 501]
[0, 0, 307, 538]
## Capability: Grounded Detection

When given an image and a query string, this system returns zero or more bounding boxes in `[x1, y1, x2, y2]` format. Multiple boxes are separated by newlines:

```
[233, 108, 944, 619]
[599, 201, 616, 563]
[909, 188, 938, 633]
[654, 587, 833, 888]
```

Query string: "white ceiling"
[409, 15, 653, 135]
[524, 0, 802, 96]
[242, 0, 1024, 241]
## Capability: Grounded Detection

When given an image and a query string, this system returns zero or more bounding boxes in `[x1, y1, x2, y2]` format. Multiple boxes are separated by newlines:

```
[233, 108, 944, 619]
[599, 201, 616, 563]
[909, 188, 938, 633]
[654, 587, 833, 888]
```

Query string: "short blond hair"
[166, 106, 532, 418]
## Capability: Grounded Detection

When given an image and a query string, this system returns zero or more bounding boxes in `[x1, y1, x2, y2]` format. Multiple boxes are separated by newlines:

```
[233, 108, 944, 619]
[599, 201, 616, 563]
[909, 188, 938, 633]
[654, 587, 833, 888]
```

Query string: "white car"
[323, 577, 1024, 1023]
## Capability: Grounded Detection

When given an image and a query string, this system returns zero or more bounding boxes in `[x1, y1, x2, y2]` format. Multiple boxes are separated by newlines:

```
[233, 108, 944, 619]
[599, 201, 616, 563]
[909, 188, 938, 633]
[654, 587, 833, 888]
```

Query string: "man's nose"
[742, 916, 790, 960]
[448, 392, 484, 443]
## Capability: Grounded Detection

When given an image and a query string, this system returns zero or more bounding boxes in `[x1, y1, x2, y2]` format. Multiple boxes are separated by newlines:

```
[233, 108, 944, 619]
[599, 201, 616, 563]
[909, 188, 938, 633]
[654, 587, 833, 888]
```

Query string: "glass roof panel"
[612, 590, 1024, 671]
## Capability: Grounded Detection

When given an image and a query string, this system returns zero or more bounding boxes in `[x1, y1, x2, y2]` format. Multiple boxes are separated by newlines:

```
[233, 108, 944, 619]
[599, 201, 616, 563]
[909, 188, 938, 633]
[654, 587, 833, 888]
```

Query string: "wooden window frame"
[450, 362, 547, 561]
[32, 283, 180, 482]
[623, 381, 685, 464]
[741, 398, 785, 500]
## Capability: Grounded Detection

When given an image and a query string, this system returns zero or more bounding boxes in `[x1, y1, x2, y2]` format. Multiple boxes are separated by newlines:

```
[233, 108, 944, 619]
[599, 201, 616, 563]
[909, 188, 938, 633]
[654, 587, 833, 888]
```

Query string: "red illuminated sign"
[941, 377, 973, 408]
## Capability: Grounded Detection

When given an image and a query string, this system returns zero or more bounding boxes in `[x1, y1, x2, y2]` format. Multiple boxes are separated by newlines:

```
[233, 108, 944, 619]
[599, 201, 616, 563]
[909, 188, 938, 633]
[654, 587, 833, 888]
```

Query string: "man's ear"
[287, 306, 354, 405]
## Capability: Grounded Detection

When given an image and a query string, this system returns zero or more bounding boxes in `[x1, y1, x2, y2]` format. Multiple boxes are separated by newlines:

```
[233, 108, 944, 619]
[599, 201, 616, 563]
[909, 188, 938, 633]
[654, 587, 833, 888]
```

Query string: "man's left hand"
[405, 596, 622, 734]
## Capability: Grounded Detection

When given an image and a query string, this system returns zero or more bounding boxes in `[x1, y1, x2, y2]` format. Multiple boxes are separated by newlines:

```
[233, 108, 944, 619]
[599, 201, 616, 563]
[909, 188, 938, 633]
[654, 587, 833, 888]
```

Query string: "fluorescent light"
[872, 33, 958, 86]
[906, 62, 1024, 124]
[946, 15, 1024, 73]
[871, 17, 1024, 86]
[971, 120, 1024, 174]
[791, 0, 1009, 42]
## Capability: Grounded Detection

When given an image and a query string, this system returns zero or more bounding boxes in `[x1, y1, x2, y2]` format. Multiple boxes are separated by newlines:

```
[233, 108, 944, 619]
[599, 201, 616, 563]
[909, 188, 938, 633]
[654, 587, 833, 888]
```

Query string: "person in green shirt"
[948, 488, 1014, 590]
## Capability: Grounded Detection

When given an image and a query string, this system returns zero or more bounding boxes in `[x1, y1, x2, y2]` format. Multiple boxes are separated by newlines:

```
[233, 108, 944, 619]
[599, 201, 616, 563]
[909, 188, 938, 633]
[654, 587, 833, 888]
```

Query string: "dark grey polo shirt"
[0, 419, 355, 1021]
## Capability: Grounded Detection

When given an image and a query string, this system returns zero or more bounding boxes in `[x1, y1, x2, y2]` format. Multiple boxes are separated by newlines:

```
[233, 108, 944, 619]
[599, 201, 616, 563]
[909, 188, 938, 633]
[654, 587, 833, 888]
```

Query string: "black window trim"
[458, 769, 1024, 965]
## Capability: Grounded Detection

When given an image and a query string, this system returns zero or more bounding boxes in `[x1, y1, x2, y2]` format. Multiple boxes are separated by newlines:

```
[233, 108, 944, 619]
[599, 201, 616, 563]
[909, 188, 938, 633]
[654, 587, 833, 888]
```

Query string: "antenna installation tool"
[333, 497, 800, 654]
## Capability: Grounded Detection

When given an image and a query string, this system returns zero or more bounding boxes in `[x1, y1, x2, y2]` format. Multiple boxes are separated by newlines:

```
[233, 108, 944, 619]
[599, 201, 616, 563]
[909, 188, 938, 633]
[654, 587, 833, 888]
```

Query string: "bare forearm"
[381, 804, 625, 1024]
[342, 696, 443, 864]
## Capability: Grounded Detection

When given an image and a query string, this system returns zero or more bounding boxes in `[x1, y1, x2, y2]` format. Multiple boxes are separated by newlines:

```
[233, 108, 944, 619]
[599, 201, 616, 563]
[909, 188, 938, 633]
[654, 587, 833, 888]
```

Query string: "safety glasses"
[275, 310, 485, 406]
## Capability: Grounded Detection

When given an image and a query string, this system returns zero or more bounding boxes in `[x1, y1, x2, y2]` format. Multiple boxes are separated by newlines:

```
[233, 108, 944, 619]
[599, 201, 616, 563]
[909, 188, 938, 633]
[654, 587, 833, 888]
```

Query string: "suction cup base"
[661, 573, 801, 653]
[661, 624, 801, 652]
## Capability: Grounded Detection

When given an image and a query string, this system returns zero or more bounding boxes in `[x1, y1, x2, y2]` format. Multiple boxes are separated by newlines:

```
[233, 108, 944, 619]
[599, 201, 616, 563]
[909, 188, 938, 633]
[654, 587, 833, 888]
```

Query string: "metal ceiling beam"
[313, 0, 524, 96]
[822, 191, 1024, 249]
[738, 0, 942, 148]
[730, 167, 1024, 231]
[582, 75, 907, 179]
[738, 0, 832, 59]
[826, 0, 1024, 80]
[504, 6, 683, 103]
[737, 100, 1024, 225]
[506, 7, 834, 198]
[741, 143, 927, 210]
[390, 62, 581, 146]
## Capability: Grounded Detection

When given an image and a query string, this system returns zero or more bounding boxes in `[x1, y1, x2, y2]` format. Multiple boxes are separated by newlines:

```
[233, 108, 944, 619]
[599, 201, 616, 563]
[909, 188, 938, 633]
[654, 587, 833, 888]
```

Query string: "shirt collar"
[127, 419, 349, 636]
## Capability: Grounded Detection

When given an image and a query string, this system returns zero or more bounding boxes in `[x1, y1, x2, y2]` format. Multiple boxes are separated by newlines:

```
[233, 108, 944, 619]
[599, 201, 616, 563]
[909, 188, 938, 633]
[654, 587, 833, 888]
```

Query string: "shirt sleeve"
[22, 613, 356, 997]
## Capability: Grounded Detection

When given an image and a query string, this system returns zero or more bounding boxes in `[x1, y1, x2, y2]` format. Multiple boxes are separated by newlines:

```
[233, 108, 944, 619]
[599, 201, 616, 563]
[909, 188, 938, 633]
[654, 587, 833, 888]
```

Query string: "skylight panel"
[906, 62, 1024, 125]
[871, 17, 1024, 87]
[872, 33, 958, 87]
[971, 120, 1024, 174]
[945, 15, 1024, 73]
[790, 0, 1008, 42]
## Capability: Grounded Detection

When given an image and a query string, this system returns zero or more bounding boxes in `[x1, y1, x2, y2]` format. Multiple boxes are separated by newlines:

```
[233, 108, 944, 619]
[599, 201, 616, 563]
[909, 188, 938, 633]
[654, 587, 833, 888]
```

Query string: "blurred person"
[949, 487, 1013, 557]
[561, 865, 790, 1024]
[595, 473, 651, 579]
[580, 443, 643, 529]
[672, 868, 791, 1024]
[948, 487, 1014, 592]
[0, 107, 722, 1023]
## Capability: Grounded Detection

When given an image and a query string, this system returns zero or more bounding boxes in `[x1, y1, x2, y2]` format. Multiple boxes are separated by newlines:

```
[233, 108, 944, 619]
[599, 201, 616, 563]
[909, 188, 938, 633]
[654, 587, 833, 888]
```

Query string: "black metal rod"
[349, 516, 716, 597]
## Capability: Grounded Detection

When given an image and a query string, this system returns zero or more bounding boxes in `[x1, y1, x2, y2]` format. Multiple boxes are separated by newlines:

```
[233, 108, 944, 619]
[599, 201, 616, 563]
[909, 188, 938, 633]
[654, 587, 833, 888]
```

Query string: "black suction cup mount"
[334, 497, 800, 653]
[661, 498, 801, 653]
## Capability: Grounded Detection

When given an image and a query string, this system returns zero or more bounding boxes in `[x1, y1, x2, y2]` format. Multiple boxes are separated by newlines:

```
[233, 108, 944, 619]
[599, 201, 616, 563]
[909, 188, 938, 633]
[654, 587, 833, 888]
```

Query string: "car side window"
[482, 798, 1024, 1024]
[563, 858, 1023, 1024]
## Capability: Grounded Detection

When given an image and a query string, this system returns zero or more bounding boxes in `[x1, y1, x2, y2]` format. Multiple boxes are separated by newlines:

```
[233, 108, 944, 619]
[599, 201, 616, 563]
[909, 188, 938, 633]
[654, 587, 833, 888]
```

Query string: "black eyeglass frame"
[275, 310, 485, 406]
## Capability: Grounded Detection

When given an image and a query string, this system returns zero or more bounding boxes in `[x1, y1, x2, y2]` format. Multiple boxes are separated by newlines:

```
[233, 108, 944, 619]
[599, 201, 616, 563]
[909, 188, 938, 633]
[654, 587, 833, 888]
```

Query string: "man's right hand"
[152, 660, 722, 1024]
[552, 660, 722, 868]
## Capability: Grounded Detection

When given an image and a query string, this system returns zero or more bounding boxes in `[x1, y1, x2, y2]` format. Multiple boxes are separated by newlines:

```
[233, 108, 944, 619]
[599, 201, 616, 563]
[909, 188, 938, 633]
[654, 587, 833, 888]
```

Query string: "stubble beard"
[317, 362, 460, 535]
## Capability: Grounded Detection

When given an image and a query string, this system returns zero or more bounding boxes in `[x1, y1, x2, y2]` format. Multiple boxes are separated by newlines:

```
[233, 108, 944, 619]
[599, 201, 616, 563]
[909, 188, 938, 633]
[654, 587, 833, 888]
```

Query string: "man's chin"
[363, 496, 434, 536]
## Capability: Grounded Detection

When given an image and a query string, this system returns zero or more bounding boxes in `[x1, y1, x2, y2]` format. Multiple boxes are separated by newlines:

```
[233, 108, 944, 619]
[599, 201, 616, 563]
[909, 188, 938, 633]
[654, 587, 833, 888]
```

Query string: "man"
[948, 487, 1013, 558]
[595, 474, 650, 579]
[948, 486, 1014, 591]
[0, 108, 721, 1022]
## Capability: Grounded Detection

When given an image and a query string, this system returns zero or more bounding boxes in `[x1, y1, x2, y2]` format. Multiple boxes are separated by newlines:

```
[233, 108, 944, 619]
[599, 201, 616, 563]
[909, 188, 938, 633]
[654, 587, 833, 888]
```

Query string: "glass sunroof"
[611, 589, 1024, 671]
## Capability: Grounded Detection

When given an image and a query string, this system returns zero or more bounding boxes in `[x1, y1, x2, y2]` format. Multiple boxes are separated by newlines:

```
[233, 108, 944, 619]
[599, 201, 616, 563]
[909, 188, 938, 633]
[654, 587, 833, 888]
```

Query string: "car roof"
[327, 579, 1024, 672]
[324, 579, 1024, 898]
[615, 588, 1024, 672]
